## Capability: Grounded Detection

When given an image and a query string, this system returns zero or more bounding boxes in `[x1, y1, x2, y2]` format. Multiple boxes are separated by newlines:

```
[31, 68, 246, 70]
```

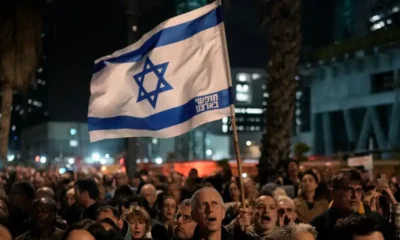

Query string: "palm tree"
[0, 0, 43, 163]
[258, 0, 302, 186]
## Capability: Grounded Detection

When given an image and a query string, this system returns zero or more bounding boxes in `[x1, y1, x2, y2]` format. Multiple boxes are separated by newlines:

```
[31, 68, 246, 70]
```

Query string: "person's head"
[267, 223, 317, 240]
[31, 197, 56, 229]
[284, 160, 299, 178]
[33, 177, 46, 190]
[0, 225, 12, 240]
[125, 206, 151, 240]
[252, 195, 278, 235]
[139, 184, 157, 207]
[331, 169, 364, 213]
[168, 182, 182, 204]
[9, 181, 36, 213]
[277, 196, 297, 222]
[114, 172, 129, 187]
[160, 195, 177, 222]
[75, 179, 99, 207]
[311, 168, 322, 182]
[36, 187, 55, 200]
[228, 181, 241, 202]
[191, 187, 225, 234]
[174, 199, 197, 240]
[96, 205, 123, 230]
[113, 185, 134, 202]
[65, 188, 75, 207]
[188, 169, 198, 179]
[301, 170, 319, 195]
[62, 219, 108, 240]
[244, 178, 256, 198]
[333, 214, 384, 240]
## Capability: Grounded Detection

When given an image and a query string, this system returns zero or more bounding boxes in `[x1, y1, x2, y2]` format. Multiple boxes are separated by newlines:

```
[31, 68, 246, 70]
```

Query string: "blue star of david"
[133, 57, 173, 109]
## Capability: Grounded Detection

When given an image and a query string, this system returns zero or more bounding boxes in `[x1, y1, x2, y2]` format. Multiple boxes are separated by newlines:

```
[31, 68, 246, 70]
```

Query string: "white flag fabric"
[88, 2, 232, 142]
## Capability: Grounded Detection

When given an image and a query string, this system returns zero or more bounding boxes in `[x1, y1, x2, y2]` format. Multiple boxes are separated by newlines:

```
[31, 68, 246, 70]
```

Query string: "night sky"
[47, 0, 333, 123]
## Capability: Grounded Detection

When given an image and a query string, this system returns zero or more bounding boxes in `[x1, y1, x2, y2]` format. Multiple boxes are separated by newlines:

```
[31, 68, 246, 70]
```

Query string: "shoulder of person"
[309, 209, 329, 227]
[15, 231, 30, 240]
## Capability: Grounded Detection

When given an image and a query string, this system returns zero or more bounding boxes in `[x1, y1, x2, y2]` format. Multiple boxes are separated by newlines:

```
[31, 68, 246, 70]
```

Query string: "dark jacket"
[310, 207, 395, 240]
[190, 225, 233, 240]
[82, 203, 99, 221]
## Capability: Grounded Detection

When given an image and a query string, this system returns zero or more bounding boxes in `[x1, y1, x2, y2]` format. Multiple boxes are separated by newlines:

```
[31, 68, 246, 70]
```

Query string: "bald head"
[140, 184, 157, 207]
[66, 229, 95, 240]
[0, 225, 11, 240]
[191, 187, 224, 211]
[36, 187, 55, 200]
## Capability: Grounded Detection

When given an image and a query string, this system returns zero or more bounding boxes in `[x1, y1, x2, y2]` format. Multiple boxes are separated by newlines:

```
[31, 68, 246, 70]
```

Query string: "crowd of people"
[0, 159, 397, 240]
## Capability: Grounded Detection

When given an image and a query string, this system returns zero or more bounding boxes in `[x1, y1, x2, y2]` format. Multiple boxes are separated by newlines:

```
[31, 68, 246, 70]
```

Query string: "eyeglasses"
[343, 187, 363, 195]
[175, 213, 193, 223]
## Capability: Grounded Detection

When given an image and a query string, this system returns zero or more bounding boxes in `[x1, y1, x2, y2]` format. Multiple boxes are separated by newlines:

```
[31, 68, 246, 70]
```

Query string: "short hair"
[301, 170, 319, 183]
[75, 179, 99, 200]
[333, 214, 383, 240]
[332, 169, 363, 190]
[276, 195, 295, 209]
[32, 197, 57, 212]
[125, 206, 152, 233]
[10, 181, 36, 200]
[191, 187, 224, 211]
[179, 199, 191, 208]
[97, 205, 120, 219]
[36, 187, 55, 199]
[61, 219, 108, 240]
[267, 223, 317, 240]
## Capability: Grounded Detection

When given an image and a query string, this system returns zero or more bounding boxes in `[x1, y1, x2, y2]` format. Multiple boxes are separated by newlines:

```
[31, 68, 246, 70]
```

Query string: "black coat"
[310, 207, 395, 240]
[189, 226, 233, 240]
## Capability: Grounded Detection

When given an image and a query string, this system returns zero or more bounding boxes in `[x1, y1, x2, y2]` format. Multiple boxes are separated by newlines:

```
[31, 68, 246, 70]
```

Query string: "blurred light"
[105, 154, 110, 159]
[222, 124, 228, 133]
[101, 166, 107, 172]
[237, 73, 248, 82]
[35, 156, 40, 162]
[68, 158, 75, 164]
[100, 159, 107, 165]
[387, 19, 393, 24]
[370, 21, 385, 31]
[222, 117, 228, 124]
[119, 158, 125, 165]
[70, 128, 77, 135]
[143, 158, 149, 163]
[69, 140, 78, 147]
[246, 141, 252, 146]
[92, 153, 100, 161]
[155, 157, 163, 165]
[295, 75, 300, 81]
[40, 156, 47, 163]
[252, 73, 261, 80]
[370, 15, 381, 22]
[7, 155, 15, 162]
[11, 125, 16, 131]
[59, 168, 66, 174]
[393, 6, 399, 13]
[152, 138, 158, 144]
[242, 173, 248, 178]
[66, 164, 71, 168]
[206, 149, 213, 156]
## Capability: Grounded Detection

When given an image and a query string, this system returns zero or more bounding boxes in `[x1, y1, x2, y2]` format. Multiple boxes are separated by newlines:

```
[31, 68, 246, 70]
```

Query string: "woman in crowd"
[294, 170, 329, 223]
[151, 195, 177, 240]
[125, 206, 152, 240]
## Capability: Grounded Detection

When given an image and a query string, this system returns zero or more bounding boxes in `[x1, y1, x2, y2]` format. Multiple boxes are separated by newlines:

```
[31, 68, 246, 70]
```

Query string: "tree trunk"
[0, 84, 13, 164]
[259, 0, 302, 186]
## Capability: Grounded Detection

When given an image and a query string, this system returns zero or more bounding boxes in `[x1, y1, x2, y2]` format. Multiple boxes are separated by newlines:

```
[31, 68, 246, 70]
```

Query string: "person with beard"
[152, 195, 177, 240]
[172, 199, 197, 240]
[8, 181, 36, 237]
[190, 187, 232, 240]
[228, 195, 281, 240]
[16, 197, 64, 240]
[96, 205, 132, 240]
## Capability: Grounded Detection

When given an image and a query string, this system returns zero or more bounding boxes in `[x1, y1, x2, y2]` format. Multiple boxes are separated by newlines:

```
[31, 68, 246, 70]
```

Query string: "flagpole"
[217, 0, 246, 208]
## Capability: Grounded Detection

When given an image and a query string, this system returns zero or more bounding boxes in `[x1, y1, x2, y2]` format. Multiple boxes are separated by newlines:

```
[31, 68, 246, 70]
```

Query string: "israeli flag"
[88, 1, 232, 142]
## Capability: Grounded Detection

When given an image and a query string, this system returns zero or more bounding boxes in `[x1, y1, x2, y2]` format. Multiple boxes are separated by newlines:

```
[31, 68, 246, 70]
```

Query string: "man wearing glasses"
[172, 199, 197, 240]
[310, 169, 394, 240]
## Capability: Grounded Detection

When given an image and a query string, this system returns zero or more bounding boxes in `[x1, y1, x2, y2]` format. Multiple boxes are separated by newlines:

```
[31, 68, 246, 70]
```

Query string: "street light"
[246, 141, 252, 146]
[206, 149, 213, 156]
[68, 158, 75, 164]
[40, 156, 47, 163]
[155, 157, 163, 165]
[92, 153, 100, 161]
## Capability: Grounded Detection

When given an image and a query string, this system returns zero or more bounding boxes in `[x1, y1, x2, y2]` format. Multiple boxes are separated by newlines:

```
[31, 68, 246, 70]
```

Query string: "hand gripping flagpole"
[217, 0, 246, 208]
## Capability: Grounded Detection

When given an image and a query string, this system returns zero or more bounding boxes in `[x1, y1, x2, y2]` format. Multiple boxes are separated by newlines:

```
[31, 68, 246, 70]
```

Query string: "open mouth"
[207, 217, 217, 222]
[262, 216, 271, 221]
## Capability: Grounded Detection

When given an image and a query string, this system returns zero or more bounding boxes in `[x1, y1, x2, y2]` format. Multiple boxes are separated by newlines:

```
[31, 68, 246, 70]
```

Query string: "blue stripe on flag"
[93, 6, 222, 74]
[88, 87, 231, 132]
